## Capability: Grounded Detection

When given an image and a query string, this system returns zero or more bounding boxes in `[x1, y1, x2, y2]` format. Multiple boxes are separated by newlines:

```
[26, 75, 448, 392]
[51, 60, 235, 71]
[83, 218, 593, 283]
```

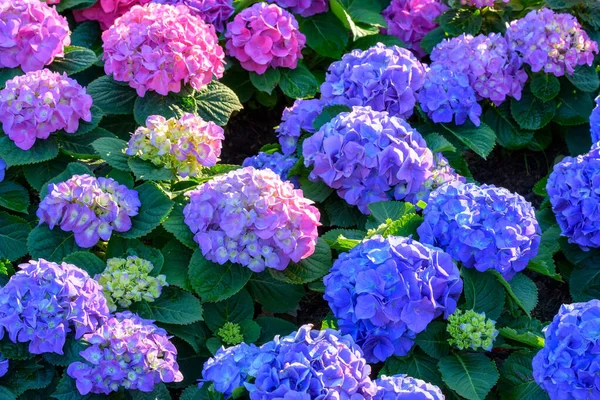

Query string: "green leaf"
[323, 195, 364, 227]
[27, 225, 82, 263]
[299, 11, 349, 59]
[193, 81, 243, 126]
[483, 105, 533, 150]
[554, 86, 594, 126]
[86, 76, 137, 115]
[91, 137, 130, 171]
[129, 286, 203, 325]
[424, 133, 456, 153]
[527, 224, 562, 281]
[220, 67, 254, 103]
[321, 228, 366, 251]
[383, 350, 443, 387]
[188, 250, 252, 302]
[248, 272, 305, 313]
[420, 27, 447, 55]
[0, 341, 34, 360]
[119, 182, 174, 239]
[2, 359, 54, 396]
[70, 21, 101, 49]
[125, 244, 164, 275]
[0, 212, 30, 261]
[570, 255, 600, 302]
[279, 64, 319, 99]
[23, 157, 69, 192]
[160, 321, 210, 353]
[499, 352, 549, 400]
[43, 338, 88, 366]
[133, 91, 195, 126]
[312, 105, 352, 131]
[107, 169, 134, 189]
[40, 162, 92, 199]
[249, 69, 281, 94]
[499, 327, 544, 349]
[438, 353, 499, 400]
[565, 124, 593, 155]
[162, 202, 197, 249]
[350, 34, 405, 51]
[439, 8, 483, 36]
[49, 46, 97, 75]
[0, 135, 58, 167]
[55, 0, 96, 11]
[269, 238, 332, 284]
[578, 3, 600, 30]
[180, 386, 203, 400]
[128, 157, 176, 181]
[63, 252, 106, 276]
[368, 201, 416, 224]
[51, 374, 100, 400]
[204, 289, 254, 332]
[256, 317, 297, 345]
[298, 177, 334, 202]
[493, 272, 538, 317]
[510, 90, 556, 130]
[0, 181, 29, 213]
[462, 268, 505, 320]
[161, 240, 192, 290]
[441, 121, 496, 159]
[532, 175, 548, 198]
[0, 68, 23, 88]
[130, 383, 172, 400]
[0, 387, 15, 400]
[415, 321, 450, 359]
[59, 127, 115, 159]
[566, 65, 600, 92]
[239, 319, 261, 343]
[70, 106, 104, 137]
[373, 213, 423, 239]
[530, 73, 560, 102]
[338, 0, 386, 26]
[544, 0, 580, 8]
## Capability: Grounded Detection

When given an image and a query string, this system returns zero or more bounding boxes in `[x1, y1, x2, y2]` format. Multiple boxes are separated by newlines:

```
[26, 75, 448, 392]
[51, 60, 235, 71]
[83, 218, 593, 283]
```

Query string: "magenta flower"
[74, 0, 152, 30]
[267, 0, 328, 17]
[153, 0, 235, 32]
[224, 2, 306, 75]
[102, 3, 225, 96]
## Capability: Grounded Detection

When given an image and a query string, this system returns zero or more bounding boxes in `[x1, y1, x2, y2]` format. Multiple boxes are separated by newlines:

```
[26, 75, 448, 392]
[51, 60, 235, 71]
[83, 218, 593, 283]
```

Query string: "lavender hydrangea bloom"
[0, 158, 5, 183]
[276, 98, 325, 155]
[267, 0, 328, 17]
[321, 44, 426, 119]
[418, 182, 541, 280]
[154, 0, 234, 32]
[303, 106, 434, 214]
[374, 375, 444, 400]
[591, 94, 600, 144]
[242, 151, 298, 184]
[506, 8, 598, 77]
[37, 174, 141, 248]
[533, 300, 600, 399]
[323, 235, 463, 363]
[405, 154, 465, 206]
[67, 311, 183, 395]
[418, 64, 482, 126]
[0, 259, 109, 355]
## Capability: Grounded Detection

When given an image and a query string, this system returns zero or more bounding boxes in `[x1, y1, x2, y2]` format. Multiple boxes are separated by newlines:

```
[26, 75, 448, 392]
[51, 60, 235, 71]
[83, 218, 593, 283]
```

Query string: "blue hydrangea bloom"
[0, 355, 7, 378]
[242, 151, 298, 185]
[533, 300, 600, 399]
[418, 64, 482, 126]
[417, 182, 541, 280]
[374, 375, 444, 400]
[276, 98, 325, 155]
[591, 94, 600, 145]
[0, 158, 5, 182]
[323, 235, 463, 363]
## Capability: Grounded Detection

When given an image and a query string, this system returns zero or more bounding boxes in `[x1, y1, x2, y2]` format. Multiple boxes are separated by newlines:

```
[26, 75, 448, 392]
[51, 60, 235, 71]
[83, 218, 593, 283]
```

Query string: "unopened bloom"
[418, 182, 541, 280]
[374, 375, 444, 400]
[447, 309, 498, 351]
[126, 114, 224, 178]
[0, 259, 109, 355]
[460, 0, 509, 7]
[146, 0, 234, 32]
[267, 0, 328, 17]
[73, 0, 152, 30]
[406, 154, 465, 206]
[506, 8, 598, 77]
[67, 311, 183, 395]
[37, 174, 141, 248]
[0, 0, 70, 72]
[103, 3, 225, 96]
[224, 3, 306, 74]
[591, 94, 600, 144]
[184, 167, 320, 272]
[324, 235, 463, 363]
[276, 98, 325, 155]
[217, 322, 244, 346]
[303, 106, 434, 214]
[242, 151, 298, 184]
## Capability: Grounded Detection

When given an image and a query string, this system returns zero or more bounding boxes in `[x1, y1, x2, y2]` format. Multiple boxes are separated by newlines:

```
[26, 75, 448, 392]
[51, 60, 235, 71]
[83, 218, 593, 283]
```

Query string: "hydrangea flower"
[102, 3, 225, 96]
[184, 167, 320, 272]
[381, 0, 448, 58]
[374, 375, 444, 400]
[447, 309, 498, 351]
[547, 144, 600, 249]
[430, 33, 528, 106]
[267, 0, 327, 17]
[321, 44, 426, 119]
[67, 311, 183, 395]
[506, 8, 598, 77]
[95, 256, 167, 312]
[126, 114, 224, 178]
[242, 151, 298, 184]
[0, 158, 6, 183]
[323, 235, 463, 363]
[276, 98, 325, 155]
[0, 356, 7, 378]
[37, 174, 141, 248]
[224, 3, 306, 74]
[0, 69, 93, 151]
[216, 322, 244, 346]
[0, 0, 70, 72]
[405, 154, 466, 206]
[418, 64, 482, 126]
[73, 0, 151, 30]
[303, 106, 434, 214]
[460, 0, 509, 7]
[417, 182, 541, 280]
[533, 300, 600, 399]
[153, 0, 234, 32]
[0, 259, 109, 355]
[591, 94, 600, 144]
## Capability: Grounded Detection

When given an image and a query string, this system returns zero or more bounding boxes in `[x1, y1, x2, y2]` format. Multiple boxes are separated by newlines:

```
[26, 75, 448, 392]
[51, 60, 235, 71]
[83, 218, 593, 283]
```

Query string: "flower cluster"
[225, 3, 305, 74]
[126, 114, 224, 178]
[418, 64, 482, 126]
[447, 309, 498, 351]
[0, 69, 93, 150]
[276, 98, 325, 155]
[382, 0, 448, 58]
[73, 0, 151, 30]
[460, 0, 509, 7]
[95, 256, 167, 312]
[242, 151, 298, 184]
[67, 311, 183, 395]
[591, 94, 600, 144]
[374, 375, 444, 400]
[183, 167, 320, 272]
[303, 106, 434, 214]
[430, 33, 528, 106]
[154, 0, 234, 32]
[37, 174, 141, 248]
[0, 158, 6, 183]
[0, 259, 109, 355]
[506, 8, 598, 77]
[547, 144, 600, 249]
[216, 322, 244, 346]
[102, 3, 225, 96]
[533, 300, 600, 399]
[323, 235, 463, 363]
[0, 0, 70, 72]
[268, 0, 328, 17]
[0, 356, 7, 378]
[321, 44, 426, 119]
[417, 182, 541, 280]
[405, 154, 466, 206]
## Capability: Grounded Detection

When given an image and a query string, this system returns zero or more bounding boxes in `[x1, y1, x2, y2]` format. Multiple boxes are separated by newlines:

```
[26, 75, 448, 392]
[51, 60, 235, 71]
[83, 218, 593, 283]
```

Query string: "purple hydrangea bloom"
[302, 106, 434, 214]
[323, 235, 463, 363]
[418, 64, 482, 126]
[37, 174, 141, 248]
[0, 259, 109, 355]
[0, 356, 7, 378]
[506, 8, 598, 77]
[533, 300, 600, 399]
[591, 94, 600, 144]
[0, 158, 5, 183]
[183, 167, 321, 272]
[0, 69, 93, 151]
[374, 375, 444, 400]
[267, 0, 328, 17]
[242, 151, 298, 184]
[276, 98, 325, 155]
[405, 154, 466, 206]
[321, 44, 426, 119]
[154, 0, 235, 32]
[418, 182, 541, 280]
[547, 144, 600, 249]
[430, 33, 528, 106]
[67, 311, 183, 395]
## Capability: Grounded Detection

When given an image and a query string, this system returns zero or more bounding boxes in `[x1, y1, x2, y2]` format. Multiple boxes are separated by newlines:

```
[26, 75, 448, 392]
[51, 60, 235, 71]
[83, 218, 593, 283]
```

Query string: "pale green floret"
[447, 309, 498, 351]
[217, 322, 244, 346]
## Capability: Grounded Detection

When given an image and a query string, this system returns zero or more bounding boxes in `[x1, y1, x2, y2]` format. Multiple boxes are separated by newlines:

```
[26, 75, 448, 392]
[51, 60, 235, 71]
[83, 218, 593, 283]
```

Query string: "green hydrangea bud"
[447, 309, 498, 351]
[96, 256, 168, 312]
[216, 322, 244, 346]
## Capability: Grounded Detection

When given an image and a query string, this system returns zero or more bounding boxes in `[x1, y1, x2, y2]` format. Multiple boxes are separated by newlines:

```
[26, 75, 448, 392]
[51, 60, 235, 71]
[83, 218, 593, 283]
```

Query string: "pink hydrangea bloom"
[46, 0, 60, 4]
[0, 0, 70, 72]
[102, 3, 225, 96]
[225, 3, 306, 75]
[460, 0, 508, 7]
[382, 0, 448, 58]
[267, 0, 328, 17]
[154, 0, 235, 32]
[0, 69, 92, 151]
[74, 0, 152, 30]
